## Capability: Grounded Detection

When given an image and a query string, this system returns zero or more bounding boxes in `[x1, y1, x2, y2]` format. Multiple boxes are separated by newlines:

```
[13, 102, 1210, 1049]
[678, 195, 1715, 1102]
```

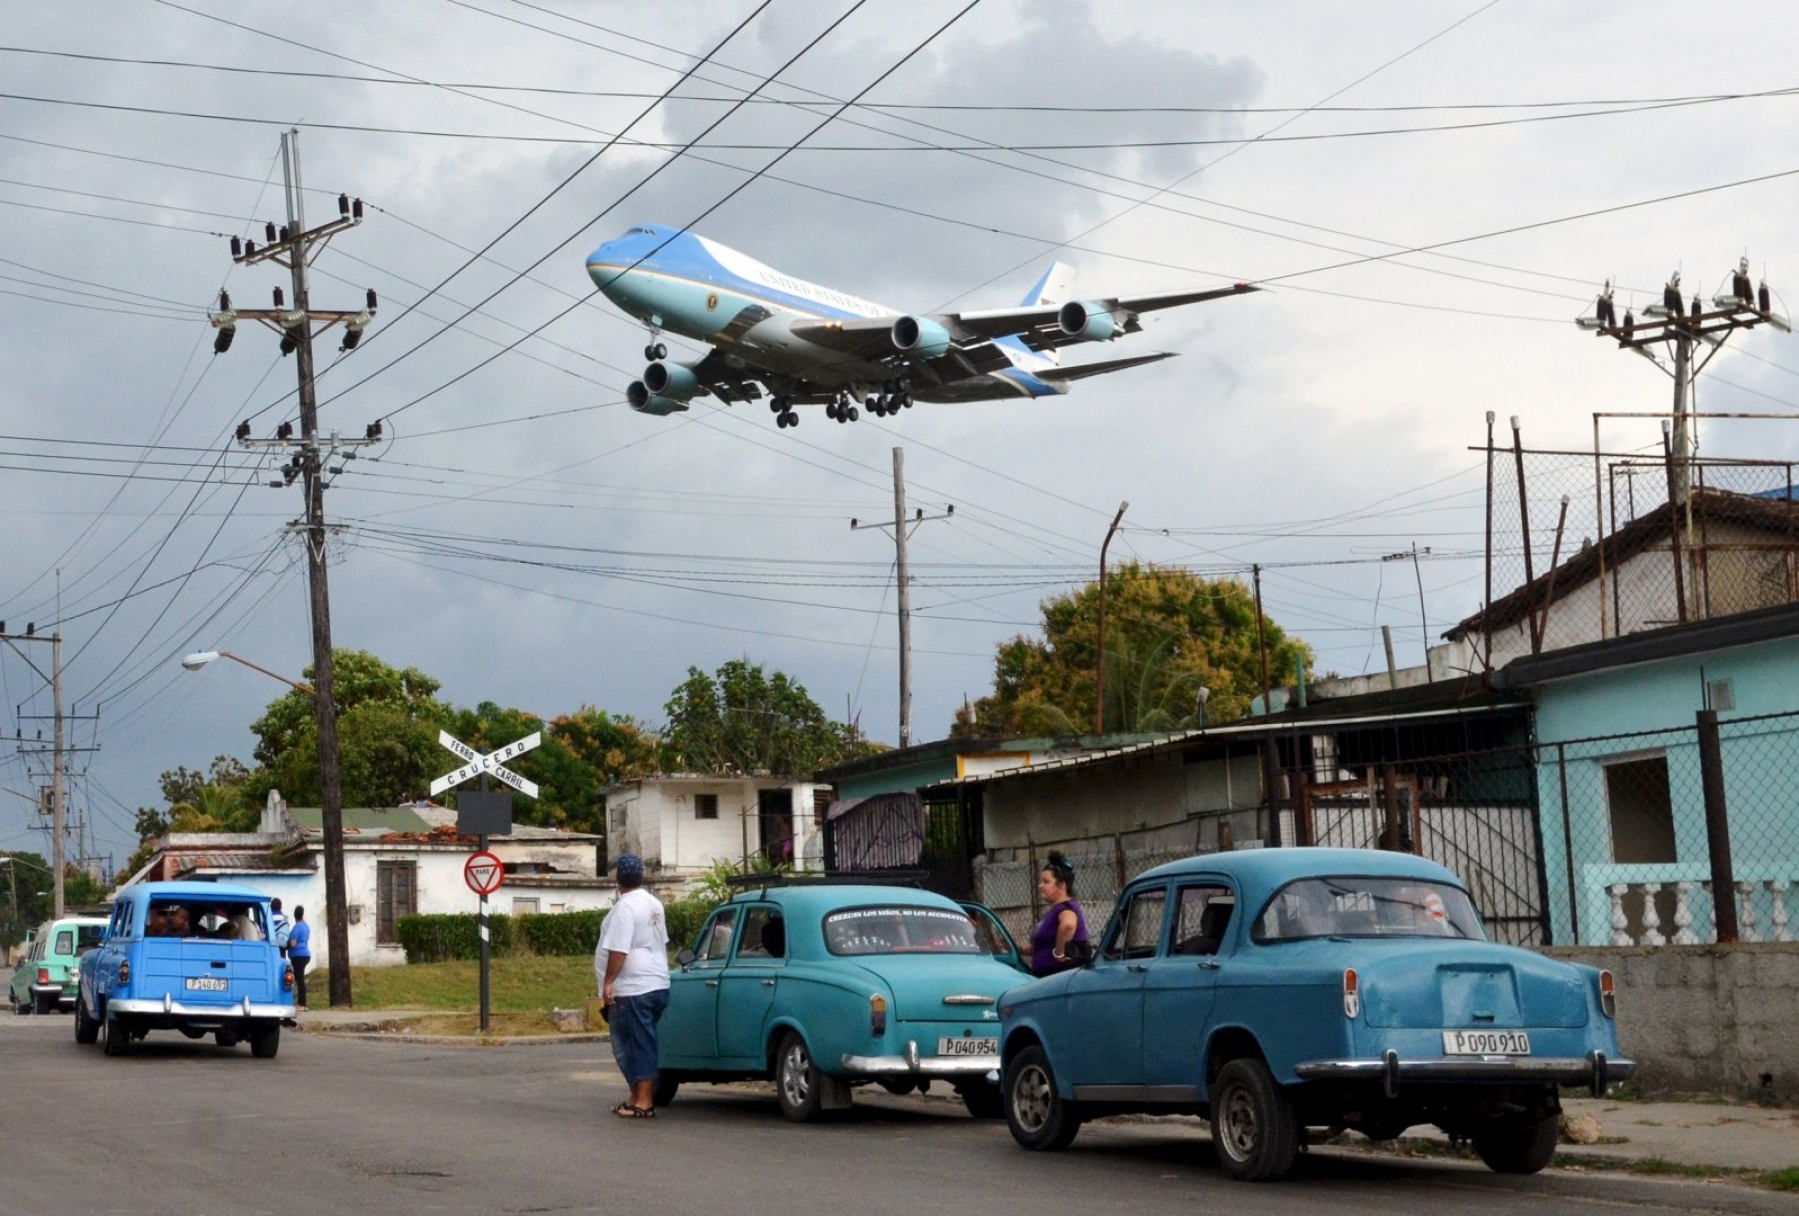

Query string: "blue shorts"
[608, 989, 669, 1085]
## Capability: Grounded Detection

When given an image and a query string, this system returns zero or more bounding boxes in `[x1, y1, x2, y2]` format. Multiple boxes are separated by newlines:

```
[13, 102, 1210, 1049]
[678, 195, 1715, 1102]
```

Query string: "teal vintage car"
[656, 882, 1025, 1121]
[10, 916, 108, 1014]
[999, 849, 1635, 1181]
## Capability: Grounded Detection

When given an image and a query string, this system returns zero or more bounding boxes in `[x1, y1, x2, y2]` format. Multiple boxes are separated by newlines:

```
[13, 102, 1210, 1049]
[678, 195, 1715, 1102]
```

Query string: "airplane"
[584, 224, 1258, 429]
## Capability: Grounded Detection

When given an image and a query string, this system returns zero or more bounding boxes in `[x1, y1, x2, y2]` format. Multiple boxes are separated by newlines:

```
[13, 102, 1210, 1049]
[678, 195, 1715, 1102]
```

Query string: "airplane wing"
[1034, 351, 1177, 385]
[789, 281, 1257, 363]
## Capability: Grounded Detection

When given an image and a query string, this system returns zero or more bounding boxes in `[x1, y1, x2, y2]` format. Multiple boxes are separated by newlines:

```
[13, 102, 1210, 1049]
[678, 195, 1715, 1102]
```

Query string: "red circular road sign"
[464, 850, 504, 896]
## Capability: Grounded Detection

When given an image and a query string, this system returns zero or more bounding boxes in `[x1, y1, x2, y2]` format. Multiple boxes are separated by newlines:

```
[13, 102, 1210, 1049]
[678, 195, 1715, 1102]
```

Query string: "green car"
[11, 917, 108, 1015]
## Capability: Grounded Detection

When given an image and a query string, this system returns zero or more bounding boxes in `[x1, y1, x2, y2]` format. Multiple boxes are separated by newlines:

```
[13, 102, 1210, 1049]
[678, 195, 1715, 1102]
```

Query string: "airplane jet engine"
[1058, 300, 1119, 343]
[892, 315, 951, 360]
[643, 360, 701, 400]
[625, 380, 689, 415]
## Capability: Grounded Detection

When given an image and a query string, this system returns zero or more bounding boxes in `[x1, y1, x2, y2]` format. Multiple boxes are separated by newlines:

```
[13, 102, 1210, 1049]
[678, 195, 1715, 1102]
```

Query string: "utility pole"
[1093, 502, 1129, 735]
[1580, 260, 1791, 510]
[850, 448, 952, 749]
[0, 626, 92, 917]
[211, 130, 380, 1009]
[1380, 545, 1433, 667]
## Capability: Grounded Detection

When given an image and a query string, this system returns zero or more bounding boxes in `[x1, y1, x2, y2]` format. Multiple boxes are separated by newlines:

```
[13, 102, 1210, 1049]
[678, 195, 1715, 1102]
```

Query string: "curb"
[297, 1018, 609, 1046]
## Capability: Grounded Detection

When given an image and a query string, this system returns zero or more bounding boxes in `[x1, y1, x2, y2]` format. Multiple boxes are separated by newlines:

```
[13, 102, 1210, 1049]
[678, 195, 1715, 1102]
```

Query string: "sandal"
[612, 1102, 656, 1119]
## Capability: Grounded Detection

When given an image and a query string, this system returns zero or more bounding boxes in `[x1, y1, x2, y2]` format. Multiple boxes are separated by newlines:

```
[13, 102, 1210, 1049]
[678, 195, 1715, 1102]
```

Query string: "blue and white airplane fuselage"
[584, 224, 1255, 428]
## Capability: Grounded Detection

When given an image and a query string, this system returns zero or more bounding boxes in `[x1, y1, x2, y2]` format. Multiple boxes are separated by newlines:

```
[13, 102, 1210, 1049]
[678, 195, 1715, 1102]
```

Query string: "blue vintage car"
[998, 849, 1634, 1181]
[657, 882, 1025, 1121]
[76, 881, 296, 1058]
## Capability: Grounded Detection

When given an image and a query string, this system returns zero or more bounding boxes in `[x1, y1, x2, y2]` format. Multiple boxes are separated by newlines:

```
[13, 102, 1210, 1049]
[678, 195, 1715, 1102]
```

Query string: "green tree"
[0, 853, 108, 943]
[661, 659, 867, 776]
[959, 562, 1313, 736]
[245, 649, 451, 809]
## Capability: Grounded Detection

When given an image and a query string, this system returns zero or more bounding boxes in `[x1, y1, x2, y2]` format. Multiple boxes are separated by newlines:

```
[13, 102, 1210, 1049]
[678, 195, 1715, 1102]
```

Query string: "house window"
[376, 860, 418, 945]
[512, 898, 540, 916]
[694, 793, 719, 820]
[1603, 754, 1676, 863]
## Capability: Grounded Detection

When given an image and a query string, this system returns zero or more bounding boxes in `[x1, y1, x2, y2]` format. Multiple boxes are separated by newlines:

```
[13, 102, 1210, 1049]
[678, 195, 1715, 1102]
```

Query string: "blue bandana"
[616, 853, 644, 881]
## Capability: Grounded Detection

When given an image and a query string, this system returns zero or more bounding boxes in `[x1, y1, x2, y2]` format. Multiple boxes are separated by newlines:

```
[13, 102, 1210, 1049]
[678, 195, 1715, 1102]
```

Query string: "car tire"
[1210, 1057, 1299, 1182]
[74, 996, 98, 1045]
[12, 994, 27, 1015]
[250, 1023, 281, 1059]
[960, 1084, 1005, 1120]
[775, 1031, 837, 1123]
[1473, 1110, 1559, 1175]
[652, 1073, 680, 1107]
[1004, 1045, 1082, 1151]
[101, 1010, 133, 1057]
[34, 991, 56, 1016]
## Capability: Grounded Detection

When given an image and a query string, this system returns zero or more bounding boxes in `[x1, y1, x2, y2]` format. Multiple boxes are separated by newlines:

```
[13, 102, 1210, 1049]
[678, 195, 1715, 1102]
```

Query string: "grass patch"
[1758, 1167, 1799, 1191]
[347, 954, 594, 1014]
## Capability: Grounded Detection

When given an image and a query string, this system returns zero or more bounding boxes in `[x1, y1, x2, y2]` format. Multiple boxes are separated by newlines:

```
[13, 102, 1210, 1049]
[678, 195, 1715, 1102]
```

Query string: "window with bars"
[694, 793, 719, 820]
[376, 860, 418, 945]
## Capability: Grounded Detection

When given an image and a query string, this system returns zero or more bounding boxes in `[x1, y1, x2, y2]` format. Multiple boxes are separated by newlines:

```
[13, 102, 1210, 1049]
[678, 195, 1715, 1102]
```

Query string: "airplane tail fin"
[1016, 260, 1074, 366]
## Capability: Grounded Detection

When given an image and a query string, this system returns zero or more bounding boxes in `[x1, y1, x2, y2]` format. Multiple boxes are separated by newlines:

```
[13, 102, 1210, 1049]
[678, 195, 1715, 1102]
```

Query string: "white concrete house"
[601, 775, 832, 886]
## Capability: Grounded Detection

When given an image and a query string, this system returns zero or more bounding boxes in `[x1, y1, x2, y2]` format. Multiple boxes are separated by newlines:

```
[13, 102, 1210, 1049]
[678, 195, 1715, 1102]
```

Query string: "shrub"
[516, 909, 605, 956]
[663, 896, 713, 955]
[397, 912, 517, 963]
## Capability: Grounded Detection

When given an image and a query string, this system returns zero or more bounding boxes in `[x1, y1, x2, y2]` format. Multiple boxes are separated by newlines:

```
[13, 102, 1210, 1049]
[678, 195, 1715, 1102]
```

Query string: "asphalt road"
[2, 1003, 1792, 1216]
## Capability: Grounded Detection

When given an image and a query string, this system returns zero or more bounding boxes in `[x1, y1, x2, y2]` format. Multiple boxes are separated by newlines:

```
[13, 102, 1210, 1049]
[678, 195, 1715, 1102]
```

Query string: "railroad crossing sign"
[464, 850, 504, 897]
[430, 729, 541, 798]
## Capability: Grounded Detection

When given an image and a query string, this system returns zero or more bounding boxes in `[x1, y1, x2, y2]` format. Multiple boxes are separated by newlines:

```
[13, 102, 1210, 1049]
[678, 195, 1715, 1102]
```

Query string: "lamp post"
[1094, 501, 1129, 735]
[182, 647, 348, 1007]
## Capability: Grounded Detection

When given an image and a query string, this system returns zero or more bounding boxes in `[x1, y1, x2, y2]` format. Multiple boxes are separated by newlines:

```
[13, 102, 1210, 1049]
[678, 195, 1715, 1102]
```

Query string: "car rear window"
[144, 899, 269, 941]
[824, 905, 983, 956]
[1253, 876, 1484, 942]
[76, 924, 106, 951]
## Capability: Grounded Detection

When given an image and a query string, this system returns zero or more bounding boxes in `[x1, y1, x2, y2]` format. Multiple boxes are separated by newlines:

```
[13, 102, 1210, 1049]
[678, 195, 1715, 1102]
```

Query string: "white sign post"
[431, 729, 542, 1033]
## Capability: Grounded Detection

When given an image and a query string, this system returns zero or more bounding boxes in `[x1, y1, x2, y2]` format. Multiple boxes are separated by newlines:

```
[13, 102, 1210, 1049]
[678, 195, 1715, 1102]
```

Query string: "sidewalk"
[291, 1005, 608, 1046]
[1387, 1095, 1798, 1176]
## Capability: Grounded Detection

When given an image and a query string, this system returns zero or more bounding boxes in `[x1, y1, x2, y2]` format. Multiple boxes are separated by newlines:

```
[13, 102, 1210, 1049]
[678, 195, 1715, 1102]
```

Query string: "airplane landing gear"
[771, 394, 798, 428]
[865, 382, 911, 417]
[642, 330, 667, 362]
[826, 392, 859, 423]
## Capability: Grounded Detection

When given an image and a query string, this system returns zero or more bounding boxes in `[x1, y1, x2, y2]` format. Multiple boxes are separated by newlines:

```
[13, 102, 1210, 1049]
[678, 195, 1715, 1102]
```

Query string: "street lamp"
[181, 650, 315, 695]
[181, 646, 348, 1008]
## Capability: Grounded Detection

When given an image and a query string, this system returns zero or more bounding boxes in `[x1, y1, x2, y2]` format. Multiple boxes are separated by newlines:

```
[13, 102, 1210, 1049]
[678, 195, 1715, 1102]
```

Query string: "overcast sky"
[5, 1, 1798, 872]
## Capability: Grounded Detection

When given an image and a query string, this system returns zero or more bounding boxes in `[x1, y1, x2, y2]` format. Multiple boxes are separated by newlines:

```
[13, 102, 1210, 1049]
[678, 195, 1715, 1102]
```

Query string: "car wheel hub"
[1013, 1064, 1053, 1132]
[1218, 1084, 1258, 1160]
[781, 1044, 811, 1107]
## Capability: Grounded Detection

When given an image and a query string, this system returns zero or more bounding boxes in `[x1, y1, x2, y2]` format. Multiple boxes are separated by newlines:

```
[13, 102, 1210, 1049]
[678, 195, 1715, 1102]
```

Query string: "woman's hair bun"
[1045, 850, 1074, 876]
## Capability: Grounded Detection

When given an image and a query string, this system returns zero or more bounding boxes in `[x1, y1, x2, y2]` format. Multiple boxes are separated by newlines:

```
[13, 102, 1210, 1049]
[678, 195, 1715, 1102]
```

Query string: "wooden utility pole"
[850, 449, 951, 750]
[214, 130, 380, 1008]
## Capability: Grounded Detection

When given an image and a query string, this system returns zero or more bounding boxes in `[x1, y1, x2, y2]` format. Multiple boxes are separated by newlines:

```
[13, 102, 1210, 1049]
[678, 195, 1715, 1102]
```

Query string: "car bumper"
[841, 1039, 1001, 1078]
[1294, 1048, 1636, 1098]
[30, 984, 75, 1008]
[109, 996, 297, 1019]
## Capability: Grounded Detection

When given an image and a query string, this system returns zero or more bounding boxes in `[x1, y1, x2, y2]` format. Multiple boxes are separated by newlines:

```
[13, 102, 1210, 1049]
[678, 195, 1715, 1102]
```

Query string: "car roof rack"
[724, 869, 929, 895]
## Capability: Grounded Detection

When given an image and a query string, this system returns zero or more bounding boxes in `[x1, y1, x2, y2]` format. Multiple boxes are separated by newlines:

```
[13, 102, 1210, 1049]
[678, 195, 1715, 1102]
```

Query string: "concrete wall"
[1545, 942, 1799, 1105]
[982, 747, 1264, 852]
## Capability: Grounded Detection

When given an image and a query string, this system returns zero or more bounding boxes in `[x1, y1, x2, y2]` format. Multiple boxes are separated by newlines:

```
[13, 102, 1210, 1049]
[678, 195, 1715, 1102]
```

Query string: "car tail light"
[1598, 970, 1616, 1018]
[1342, 968, 1360, 1019]
[283, 965, 294, 992]
[118, 960, 130, 984]
[869, 994, 887, 1036]
[37, 968, 50, 985]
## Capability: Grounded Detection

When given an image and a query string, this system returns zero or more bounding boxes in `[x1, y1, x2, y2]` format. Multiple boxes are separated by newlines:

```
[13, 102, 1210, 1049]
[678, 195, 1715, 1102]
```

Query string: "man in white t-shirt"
[596, 852, 671, 1118]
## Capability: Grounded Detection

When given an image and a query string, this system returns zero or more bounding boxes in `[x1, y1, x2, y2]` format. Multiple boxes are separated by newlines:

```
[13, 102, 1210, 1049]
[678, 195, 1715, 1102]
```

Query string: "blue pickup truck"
[76, 881, 296, 1058]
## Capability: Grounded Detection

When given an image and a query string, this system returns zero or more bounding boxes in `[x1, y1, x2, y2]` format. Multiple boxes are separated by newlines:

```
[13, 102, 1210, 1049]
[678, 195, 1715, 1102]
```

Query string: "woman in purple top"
[1028, 851, 1089, 977]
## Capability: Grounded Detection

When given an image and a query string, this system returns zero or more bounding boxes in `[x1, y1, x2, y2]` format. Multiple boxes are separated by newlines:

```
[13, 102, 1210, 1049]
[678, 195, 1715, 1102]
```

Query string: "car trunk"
[1359, 942, 1588, 1029]
[135, 940, 281, 1003]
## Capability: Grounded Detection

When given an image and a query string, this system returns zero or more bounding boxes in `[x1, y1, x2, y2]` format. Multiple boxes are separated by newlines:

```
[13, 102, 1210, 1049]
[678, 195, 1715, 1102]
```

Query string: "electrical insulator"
[277, 421, 294, 440]
[213, 327, 235, 354]
[273, 286, 285, 308]
[219, 290, 231, 312]
[265, 222, 276, 243]
[244, 239, 257, 257]
[280, 226, 290, 243]
[279, 332, 297, 356]
[235, 421, 251, 441]
[366, 289, 378, 311]
[342, 328, 361, 351]
[338, 193, 350, 217]
[1761, 281, 1773, 313]
[365, 420, 383, 441]
[230, 236, 243, 258]
[352, 198, 364, 220]
[1691, 293, 1703, 318]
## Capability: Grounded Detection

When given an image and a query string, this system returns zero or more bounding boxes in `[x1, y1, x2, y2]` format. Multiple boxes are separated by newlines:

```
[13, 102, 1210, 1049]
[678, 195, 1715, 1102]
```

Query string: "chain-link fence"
[1479, 434, 1799, 662]
[972, 706, 1798, 951]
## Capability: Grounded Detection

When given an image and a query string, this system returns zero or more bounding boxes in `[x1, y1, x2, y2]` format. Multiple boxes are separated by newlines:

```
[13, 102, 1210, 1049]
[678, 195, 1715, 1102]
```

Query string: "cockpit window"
[628, 226, 655, 235]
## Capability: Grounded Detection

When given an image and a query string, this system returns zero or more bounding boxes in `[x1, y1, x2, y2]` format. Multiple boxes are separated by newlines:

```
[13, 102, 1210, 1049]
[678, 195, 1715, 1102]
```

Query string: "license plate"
[184, 976, 229, 992]
[937, 1036, 998, 1056]
[1442, 1029, 1529, 1055]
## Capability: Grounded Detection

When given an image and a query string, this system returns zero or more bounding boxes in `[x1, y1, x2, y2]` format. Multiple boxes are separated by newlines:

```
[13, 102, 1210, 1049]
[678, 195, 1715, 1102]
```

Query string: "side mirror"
[676, 947, 697, 971]
[1063, 940, 1095, 965]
